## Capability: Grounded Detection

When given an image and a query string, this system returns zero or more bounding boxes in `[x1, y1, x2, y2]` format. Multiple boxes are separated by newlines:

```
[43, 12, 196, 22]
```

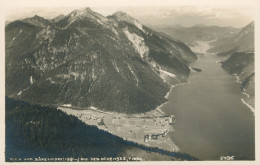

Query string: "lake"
[161, 54, 255, 160]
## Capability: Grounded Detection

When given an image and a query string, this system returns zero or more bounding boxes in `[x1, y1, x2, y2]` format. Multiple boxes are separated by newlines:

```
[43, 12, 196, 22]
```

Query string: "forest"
[5, 97, 196, 161]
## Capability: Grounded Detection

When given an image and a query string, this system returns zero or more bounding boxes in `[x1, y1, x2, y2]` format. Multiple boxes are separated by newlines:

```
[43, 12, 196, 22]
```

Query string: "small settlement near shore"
[58, 105, 178, 152]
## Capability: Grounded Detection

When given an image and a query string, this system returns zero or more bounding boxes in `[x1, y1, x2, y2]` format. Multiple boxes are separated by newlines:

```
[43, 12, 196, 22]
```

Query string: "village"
[58, 105, 178, 152]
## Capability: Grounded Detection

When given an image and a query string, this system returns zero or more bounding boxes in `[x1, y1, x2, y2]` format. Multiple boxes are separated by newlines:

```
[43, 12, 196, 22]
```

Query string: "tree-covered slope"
[5, 97, 197, 161]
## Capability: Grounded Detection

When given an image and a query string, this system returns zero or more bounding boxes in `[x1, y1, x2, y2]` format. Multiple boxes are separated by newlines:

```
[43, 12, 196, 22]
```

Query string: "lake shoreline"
[233, 75, 255, 114]
[159, 52, 255, 160]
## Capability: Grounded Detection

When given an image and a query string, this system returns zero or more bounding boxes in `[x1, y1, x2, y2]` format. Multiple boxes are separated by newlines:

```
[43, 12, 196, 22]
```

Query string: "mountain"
[219, 22, 255, 108]
[222, 52, 254, 108]
[151, 24, 239, 46]
[51, 14, 66, 23]
[209, 22, 254, 56]
[23, 15, 52, 27]
[5, 7, 197, 114]
[5, 20, 11, 26]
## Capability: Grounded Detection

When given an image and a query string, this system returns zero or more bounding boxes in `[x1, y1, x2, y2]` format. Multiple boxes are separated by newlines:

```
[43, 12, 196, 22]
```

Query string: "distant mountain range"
[209, 22, 254, 56]
[151, 24, 239, 46]
[153, 21, 255, 108]
[5, 7, 197, 113]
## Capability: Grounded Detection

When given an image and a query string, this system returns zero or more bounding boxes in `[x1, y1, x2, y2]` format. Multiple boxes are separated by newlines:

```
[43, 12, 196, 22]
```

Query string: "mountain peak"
[25, 14, 45, 21]
[32, 14, 41, 18]
[52, 14, 66, 23]
[113, 11, 129, 17]
[70, 7, 97, 18]
[238, 21, 254, 34]
[247, 21, 254, 28]
[111, 11, 146, 32]
[6, 7, 197, 114]
[84, 7, 93, 12]
[67, 7, 108, 25]
[23, 15, 50, 27]
[112, 11, 136, 22]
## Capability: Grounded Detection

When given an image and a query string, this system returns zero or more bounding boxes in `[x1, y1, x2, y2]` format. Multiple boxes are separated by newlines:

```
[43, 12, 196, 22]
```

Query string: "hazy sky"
[5, 6, 254, 28]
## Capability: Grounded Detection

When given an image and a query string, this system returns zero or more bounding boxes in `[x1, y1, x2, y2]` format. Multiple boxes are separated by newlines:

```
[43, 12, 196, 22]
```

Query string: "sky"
[5, 0, 254, 27]
[5, 6, 254, 28]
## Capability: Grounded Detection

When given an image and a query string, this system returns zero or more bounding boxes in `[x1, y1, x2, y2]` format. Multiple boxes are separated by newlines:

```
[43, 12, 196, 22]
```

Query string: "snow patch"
[149, 60, 179, 83]
[62, 104, 72, 107]
[112, 60, 120, 73]
[91, 68, 97, 80]
[30, 76, 34, 84]
[17, 87, 29, 96]
[17, 91, 23, 96]
[127, 64, 139, 86]
[158, 69, 177, 83]
[159, 69, 176, 78]
[57, 71, 85, 81]
[189, 66, 196, 73]
[123, 28, 149, 59]
[12, 30, 23, 41]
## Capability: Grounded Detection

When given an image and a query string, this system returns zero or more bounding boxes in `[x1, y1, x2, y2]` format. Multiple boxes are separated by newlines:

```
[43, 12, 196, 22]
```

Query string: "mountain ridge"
[209, 21, 254, 56]
[6, 7, 197, 113]
[151, 24, 240, 46]
[219, 22, 255, 108]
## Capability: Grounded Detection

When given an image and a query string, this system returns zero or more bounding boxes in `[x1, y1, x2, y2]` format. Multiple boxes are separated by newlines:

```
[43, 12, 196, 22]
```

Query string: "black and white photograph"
[0, 0, 259, 163]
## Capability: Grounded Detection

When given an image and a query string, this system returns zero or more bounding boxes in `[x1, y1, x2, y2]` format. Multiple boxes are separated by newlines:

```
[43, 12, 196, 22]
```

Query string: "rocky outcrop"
[5, 7, 197, 113]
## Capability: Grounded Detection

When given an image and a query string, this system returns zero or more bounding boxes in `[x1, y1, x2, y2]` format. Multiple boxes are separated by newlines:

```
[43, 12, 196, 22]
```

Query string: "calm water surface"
[162, 54, 255, 160]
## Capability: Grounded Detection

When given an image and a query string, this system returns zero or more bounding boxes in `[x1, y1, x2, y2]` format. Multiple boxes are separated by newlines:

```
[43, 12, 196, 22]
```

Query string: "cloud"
[5, 6, 254, 28]
[128, 6, 254, 27]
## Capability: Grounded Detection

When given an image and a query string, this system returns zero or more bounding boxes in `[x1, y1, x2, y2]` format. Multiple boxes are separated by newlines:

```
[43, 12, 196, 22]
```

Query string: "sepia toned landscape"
[4, 4, 255, 162]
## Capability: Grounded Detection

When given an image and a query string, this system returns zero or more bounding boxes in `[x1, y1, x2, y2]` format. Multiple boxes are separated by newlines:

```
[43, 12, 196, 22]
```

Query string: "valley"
[59, 106, 178, 152]
[5, 6, 255, 161]
[57, 38, 255, 160]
